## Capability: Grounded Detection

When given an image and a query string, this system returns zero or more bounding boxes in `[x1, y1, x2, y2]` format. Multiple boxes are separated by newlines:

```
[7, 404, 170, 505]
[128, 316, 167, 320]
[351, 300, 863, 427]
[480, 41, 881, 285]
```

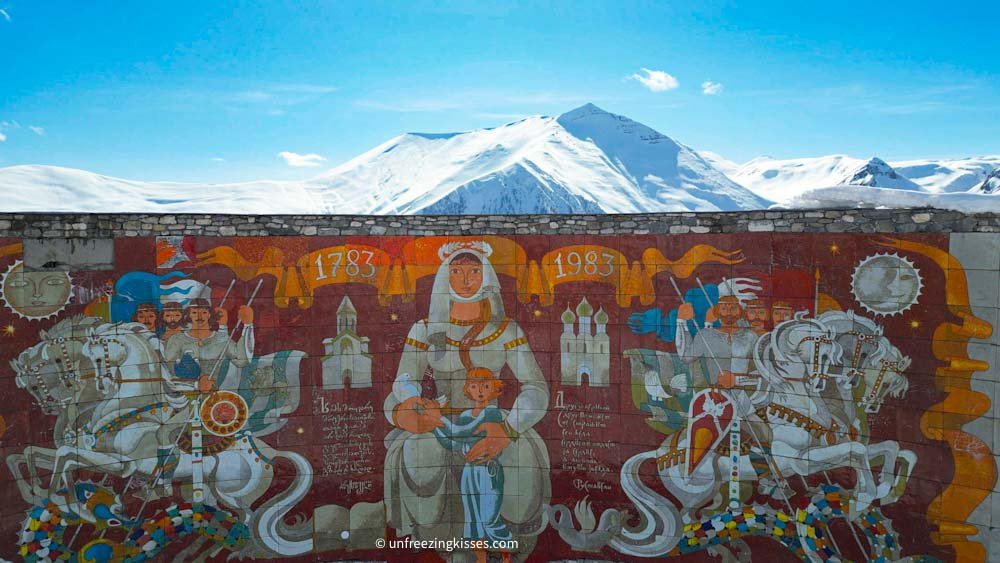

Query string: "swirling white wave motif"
[608, 450, 681, 557]
[250, 449, 315, 556]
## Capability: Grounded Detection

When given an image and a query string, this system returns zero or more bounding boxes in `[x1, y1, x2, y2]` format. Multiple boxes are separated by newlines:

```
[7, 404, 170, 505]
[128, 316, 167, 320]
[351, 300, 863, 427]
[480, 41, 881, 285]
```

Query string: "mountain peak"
[846, 156, 918, 189]
[559, 103, 610, 120]
[975, 168, 1000, 194]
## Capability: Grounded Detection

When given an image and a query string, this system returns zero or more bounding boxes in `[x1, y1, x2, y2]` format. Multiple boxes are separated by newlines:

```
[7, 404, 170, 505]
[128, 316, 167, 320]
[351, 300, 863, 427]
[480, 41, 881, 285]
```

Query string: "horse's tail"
[246, 449, 314, 556]
[607, 450, 681, 557]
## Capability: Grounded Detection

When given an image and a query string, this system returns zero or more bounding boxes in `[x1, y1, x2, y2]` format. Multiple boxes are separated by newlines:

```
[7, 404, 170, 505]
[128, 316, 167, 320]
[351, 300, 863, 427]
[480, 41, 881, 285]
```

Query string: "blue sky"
[0, 1, 997, 183]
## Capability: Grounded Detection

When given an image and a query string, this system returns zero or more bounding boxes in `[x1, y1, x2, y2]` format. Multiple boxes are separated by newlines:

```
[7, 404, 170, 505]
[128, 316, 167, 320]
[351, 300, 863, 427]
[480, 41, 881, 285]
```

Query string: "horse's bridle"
[52, 337, 82, 392]
[84, 335, 164, 385]
[799, 334, 835, 390]
[863, 359, 903, 413]
[840, 330, 881, 386]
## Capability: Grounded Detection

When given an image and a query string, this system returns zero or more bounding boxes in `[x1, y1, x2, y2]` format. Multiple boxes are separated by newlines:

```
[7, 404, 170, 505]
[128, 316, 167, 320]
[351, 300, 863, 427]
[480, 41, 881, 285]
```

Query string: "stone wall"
[0, 211, 998, 562]
[0, 208, 997, 238]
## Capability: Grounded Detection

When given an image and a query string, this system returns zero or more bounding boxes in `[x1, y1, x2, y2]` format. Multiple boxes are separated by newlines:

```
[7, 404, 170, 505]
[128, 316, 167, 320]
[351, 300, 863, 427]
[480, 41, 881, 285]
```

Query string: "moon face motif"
[1, 260, 74, 320]
[851, 253, 922, 317]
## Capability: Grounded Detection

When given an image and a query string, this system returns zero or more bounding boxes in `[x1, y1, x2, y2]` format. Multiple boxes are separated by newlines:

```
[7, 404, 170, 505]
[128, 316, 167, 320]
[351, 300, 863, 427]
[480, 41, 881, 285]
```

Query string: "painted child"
[432, 367, 513, 563]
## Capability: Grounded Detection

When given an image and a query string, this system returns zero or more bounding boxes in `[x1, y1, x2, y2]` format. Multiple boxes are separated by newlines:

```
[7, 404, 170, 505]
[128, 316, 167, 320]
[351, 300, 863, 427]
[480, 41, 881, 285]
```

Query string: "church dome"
[561, 307, 576, 324]
[575, 297, 593, 317]
[594, 307, 609, 324]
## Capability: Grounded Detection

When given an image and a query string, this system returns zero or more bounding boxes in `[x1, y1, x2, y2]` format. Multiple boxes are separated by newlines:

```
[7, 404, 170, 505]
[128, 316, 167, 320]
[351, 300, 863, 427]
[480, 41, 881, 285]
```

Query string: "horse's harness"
[28, 335, 186, 437]
[755, 403, 839, 444]
[840, 330, 882, 385]
[88, 336, 164, 384]
[799, 329, 881, 390]
[863, 359, 904, 413]
[798, 334, 835, 389]
[21, 337, 83, 410]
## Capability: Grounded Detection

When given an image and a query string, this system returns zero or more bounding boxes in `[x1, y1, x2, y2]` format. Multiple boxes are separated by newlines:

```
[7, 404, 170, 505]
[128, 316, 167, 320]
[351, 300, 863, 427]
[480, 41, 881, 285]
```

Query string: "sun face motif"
[851, 253, 922, 317]
[1, 260, 74, 320]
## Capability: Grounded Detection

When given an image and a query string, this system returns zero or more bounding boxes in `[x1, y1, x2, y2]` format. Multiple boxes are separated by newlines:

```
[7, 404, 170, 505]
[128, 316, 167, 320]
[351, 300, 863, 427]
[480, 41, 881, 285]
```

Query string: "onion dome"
[594, 306, 609, 324]
[561, 307, 576, 324]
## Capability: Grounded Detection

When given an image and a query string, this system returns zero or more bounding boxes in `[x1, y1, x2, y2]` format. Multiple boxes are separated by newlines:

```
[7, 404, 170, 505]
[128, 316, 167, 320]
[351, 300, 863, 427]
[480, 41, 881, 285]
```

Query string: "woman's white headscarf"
[428, 241, 506, 327]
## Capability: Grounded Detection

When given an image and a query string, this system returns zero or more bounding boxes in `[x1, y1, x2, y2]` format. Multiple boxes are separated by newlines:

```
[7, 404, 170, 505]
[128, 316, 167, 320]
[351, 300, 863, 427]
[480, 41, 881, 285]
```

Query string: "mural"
[0, 232, 996, 562]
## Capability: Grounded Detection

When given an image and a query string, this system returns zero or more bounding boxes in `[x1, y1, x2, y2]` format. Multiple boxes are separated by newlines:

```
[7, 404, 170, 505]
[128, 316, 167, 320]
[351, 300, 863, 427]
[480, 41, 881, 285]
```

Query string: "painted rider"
[676, 294, 776, 501]
[132, 302, 161, 335]
[771, 300, 795, 325]
[675, 295, 757, 390]
[744, 298, 770, 336]
[162, 298, 254, 393]
[155, 298, 254, 494]
[160, 302, 187, 342]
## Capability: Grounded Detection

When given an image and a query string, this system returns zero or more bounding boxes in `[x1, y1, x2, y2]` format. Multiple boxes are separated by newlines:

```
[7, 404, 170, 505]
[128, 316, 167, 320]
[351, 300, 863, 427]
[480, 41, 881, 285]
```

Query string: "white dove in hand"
[393, 373, 422, 401]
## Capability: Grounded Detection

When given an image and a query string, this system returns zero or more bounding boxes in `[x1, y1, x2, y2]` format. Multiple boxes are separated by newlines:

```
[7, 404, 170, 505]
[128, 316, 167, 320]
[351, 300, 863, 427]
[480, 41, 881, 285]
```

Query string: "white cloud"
[28, 125, 44, 135]
[701, 81, 723, 95]
[211, 157, 225, 162]
[0, 9, 10, 22]
[628, 68, 679, 92]
[279, 151, 327, 168]
[0, 132, 6, 142]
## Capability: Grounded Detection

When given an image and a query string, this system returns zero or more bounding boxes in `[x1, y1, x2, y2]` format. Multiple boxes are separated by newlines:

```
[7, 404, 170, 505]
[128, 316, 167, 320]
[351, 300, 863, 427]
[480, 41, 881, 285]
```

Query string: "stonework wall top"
[0, 208, 996, 238]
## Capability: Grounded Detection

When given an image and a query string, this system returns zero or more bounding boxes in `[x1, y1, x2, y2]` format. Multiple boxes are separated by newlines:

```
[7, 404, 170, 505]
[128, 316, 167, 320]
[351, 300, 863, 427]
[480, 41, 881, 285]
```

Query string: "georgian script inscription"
[555, 390, 615, 475]
[314, 396, 376, 477]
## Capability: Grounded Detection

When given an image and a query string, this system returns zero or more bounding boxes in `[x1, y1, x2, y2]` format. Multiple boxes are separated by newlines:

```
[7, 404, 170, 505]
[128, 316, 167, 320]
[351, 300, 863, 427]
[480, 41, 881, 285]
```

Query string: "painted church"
[321, 296, 373, 389]
[559, 297, 610, 386]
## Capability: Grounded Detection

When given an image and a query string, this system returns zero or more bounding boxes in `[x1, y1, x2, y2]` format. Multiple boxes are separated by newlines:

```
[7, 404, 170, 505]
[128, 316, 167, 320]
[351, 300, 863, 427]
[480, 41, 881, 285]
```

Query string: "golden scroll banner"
[524, 245, 652, 308]
[196, 239, 744, 309]
[298, 245, 398, 307]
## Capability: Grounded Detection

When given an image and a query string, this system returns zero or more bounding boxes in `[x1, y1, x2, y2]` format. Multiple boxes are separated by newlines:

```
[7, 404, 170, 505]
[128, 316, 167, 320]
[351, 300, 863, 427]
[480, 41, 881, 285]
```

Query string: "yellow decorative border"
[877, 237, 996, 562]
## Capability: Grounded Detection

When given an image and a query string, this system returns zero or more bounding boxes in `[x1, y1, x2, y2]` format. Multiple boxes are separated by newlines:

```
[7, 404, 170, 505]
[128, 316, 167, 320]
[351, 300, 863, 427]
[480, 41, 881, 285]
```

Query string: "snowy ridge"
[306, 103, 769, 214]
[891, 156, 1000, 193]
[975, 168, 1000, 194]
[785, 185, 1000, 212]
[729, 155, 921, 205]
[0, 103, 996, 214]
[0, 165, 320, 213]
[722, 153, 1000, 204]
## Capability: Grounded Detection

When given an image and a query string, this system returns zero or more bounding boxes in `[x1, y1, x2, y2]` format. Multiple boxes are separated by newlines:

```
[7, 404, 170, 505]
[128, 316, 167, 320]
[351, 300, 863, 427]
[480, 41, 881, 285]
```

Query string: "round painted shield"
[200, 390, 249, 437]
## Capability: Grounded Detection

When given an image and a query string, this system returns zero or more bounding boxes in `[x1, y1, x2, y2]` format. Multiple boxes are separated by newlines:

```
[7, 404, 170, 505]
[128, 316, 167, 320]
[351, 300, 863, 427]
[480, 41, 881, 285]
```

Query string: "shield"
[685, 388, 735, 475]
[200, 390, 249, 437]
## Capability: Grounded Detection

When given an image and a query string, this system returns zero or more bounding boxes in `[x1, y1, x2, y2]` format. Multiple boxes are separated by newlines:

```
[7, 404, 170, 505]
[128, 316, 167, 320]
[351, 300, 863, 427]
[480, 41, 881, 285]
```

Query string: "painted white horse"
[818, 310, 917, 504]
[7, 317, 314, 558]
[7, 316, 106, 501]
[579, 314, 915, 557]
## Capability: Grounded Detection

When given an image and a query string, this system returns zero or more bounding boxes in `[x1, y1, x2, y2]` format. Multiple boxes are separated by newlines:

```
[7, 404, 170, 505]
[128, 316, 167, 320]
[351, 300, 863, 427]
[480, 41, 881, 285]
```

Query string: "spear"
[217, 279, 237, 308]
[668, 276, 725, 375]
[814, 268, 821, 317]
[206, 278, 264, 382]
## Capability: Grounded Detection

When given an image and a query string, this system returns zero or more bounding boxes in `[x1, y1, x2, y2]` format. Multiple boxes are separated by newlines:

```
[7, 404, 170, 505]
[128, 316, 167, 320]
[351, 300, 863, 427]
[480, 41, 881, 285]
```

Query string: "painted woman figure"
[384, 240, 550, 561]
[432, 368, 513, 563]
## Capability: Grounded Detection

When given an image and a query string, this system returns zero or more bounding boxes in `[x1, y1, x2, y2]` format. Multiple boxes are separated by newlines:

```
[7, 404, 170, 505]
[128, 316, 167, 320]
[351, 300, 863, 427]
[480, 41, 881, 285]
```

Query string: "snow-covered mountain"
[696, 151, 741, 176]
[0, 104, 767, 214]
[975, 168, 1000, 194]
[891, 156, 1000, 193]
[728, 155, 920, 205]
[719, 153, 1000, 204]
[0, 165, 320, 214]
[306, 103, 768, 214]
[0, 103, 996, 214]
